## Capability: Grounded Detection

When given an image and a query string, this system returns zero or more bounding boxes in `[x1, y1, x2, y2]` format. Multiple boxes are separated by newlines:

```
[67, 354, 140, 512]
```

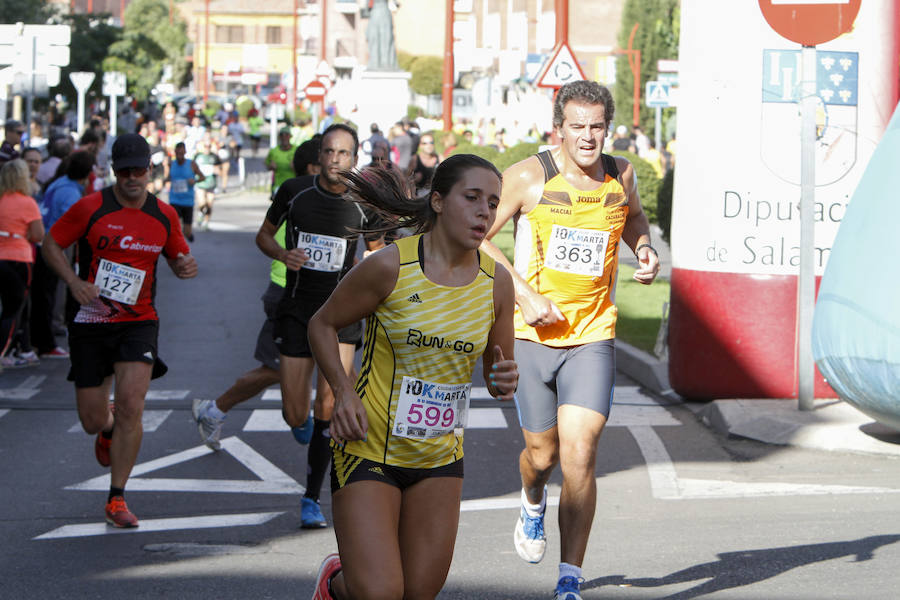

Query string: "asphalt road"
[2, 179, 899, 599]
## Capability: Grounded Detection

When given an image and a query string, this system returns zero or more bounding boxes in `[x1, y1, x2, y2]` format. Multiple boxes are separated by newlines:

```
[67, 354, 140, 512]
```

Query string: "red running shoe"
[94, 433, 111, 467]
[311, 553, 341, 600]
[105, 496, 139, 528]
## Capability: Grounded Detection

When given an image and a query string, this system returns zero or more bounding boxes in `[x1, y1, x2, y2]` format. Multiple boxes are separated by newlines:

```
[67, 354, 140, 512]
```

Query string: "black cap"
[111, 133, 151, 170]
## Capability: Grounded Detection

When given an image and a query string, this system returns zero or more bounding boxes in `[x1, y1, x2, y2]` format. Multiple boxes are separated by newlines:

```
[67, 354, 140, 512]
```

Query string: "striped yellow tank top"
[513, 151, 628, 346]
[341, 233, 496, 469]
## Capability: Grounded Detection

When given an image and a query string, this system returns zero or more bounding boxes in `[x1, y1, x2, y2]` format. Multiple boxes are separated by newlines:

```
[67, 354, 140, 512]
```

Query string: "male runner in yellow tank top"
[480, 80, 661, 600]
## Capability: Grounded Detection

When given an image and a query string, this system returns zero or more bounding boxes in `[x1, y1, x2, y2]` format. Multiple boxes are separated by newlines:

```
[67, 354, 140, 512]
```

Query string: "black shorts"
[273, 312, 362, 358]
[171, 204, 193, 225]
[67, 321, 168, 388]
[252, 282, 282, 371]
[331, 448, 464, 492]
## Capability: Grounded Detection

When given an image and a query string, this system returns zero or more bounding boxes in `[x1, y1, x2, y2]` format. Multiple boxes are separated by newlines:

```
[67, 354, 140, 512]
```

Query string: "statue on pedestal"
[366, 0, 399, 71]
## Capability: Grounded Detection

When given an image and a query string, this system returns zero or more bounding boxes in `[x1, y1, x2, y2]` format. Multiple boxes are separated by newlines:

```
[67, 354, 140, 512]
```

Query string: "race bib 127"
[95, 259, 145, 305]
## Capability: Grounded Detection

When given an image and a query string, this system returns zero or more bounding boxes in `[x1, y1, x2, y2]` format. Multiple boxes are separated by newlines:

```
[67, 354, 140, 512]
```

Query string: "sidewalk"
[615, 226, 900, 457]
[616, 340, 900, 458]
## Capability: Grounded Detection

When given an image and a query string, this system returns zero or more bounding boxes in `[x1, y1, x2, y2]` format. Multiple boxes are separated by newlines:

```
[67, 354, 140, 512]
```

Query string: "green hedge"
[610, 150, 661, 224]
[430, 138, 664, 228]
[657, 167, 674, 243]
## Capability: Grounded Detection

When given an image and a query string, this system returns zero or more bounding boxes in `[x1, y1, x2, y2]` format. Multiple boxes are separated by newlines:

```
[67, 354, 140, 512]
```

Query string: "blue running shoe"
[301, 497, 328, 529]
[554, 576, 584, 600]
[514, 486, 547, 563]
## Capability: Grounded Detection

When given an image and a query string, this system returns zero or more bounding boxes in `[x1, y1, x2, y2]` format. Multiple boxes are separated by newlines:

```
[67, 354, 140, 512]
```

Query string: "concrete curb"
[696, 399, 900, 457]
[614, 340, 900, 457]
[615, 340, 679, 401]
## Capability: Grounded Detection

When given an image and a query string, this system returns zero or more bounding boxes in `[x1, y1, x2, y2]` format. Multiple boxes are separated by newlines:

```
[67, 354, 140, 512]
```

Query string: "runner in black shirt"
[256, 124, 384, 528]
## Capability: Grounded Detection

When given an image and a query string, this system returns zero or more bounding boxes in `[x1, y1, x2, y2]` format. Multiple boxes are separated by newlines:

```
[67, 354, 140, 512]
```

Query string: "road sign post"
[69, 72, 95, 135]
[303, 80, 328, 131]
[102, 71, 126, 136]
[757, 0, 862, 411]
[645, 81, 672, 156]
[0, 23, 71, 143]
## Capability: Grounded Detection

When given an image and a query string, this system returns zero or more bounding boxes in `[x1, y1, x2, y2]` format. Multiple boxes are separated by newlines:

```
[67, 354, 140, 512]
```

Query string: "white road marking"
[207, 221, 240, 231]
[34, 511, 284, 540]
[0, 375, 46, 400]
[68, 410, 172, 433]
[675, 478, 900, 498]
[0, 409, 8, 419]
[244, 409, 290, 431]
[21, 375, 46, 388]
[65, 437, 303, 495]
[106, 390, 189, 401]
[461, 495, 560, 512]
[262, 386, 520, 402]
[466, 408, 508, 428]
[244, 407, 509, 431]
[626, 423, 900, 499]
[627, 425, 683, 499]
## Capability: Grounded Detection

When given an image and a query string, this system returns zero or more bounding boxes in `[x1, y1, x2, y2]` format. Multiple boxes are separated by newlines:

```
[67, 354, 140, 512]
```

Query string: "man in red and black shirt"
[42, 133, 198, 528]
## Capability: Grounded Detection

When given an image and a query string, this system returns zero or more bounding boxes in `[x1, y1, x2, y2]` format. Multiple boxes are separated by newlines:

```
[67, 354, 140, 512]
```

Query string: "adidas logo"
[143, 351, 153, 359]
[406, 293, 423, 303]
[368, 466, 385, 476]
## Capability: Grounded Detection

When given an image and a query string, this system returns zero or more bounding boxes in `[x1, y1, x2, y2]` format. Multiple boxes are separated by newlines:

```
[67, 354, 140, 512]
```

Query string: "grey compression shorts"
[513, 338, 616, 433]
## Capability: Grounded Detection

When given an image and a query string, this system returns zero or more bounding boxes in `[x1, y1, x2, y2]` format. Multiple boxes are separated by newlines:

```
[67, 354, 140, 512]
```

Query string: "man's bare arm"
[617, 158, 660, 285]
[481, 156, 565, 326]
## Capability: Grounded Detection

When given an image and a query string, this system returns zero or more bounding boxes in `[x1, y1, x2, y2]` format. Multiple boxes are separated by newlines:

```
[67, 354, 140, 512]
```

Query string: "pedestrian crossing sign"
[646, 81, 672, 108]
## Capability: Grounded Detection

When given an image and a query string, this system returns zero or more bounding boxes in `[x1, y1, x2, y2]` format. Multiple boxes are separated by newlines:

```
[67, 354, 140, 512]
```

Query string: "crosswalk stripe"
[34, 511, 285, 540]
[244, 409, 290, 432]
[261, 386, 501, 402]
[242, 407, 511, 432]
[0, 375, 45, 400]
[465, 408, 508, 428]
[68, 410, 173, 433]
[106, 390, 188, 401]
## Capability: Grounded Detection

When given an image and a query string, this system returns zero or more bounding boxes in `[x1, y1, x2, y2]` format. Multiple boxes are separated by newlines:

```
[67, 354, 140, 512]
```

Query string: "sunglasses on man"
[114, 166, 149, 179]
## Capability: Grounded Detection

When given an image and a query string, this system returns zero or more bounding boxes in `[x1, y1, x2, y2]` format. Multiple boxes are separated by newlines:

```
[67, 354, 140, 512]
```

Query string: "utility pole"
[555, 0, 568, 45]
[320, 0, 327, 61]
[204, 0, 210, 103]
[441, 0, 454, 131]
[292, 0, 298, 118]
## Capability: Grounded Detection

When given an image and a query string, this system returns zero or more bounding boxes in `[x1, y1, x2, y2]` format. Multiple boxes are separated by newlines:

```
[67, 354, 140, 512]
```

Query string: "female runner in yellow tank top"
[308, 154, 518, 600]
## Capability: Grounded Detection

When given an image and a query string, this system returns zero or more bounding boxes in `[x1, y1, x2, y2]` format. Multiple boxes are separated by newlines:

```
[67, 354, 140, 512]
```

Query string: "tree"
[0, 0, 54, 24]
[102, 0, 191, 101]
[614, 0, 680, 139]
[57, 13, 122, 102]
[409, 56, 443, 96]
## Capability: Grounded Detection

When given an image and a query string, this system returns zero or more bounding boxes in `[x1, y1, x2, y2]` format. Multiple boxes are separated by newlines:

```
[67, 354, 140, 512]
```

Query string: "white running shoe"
[514, 486, 548, 563]
[192, 399, 224, 450]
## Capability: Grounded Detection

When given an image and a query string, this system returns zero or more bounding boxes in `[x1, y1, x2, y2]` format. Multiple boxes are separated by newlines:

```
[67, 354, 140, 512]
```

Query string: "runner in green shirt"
[248, 108, 264, 155]
[265, 127, 297, 198]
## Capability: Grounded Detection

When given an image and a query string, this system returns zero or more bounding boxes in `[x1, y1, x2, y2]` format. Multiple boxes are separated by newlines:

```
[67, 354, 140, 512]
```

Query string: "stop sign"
[758, 0, 861, 46]
[304, 80, 328, 101]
